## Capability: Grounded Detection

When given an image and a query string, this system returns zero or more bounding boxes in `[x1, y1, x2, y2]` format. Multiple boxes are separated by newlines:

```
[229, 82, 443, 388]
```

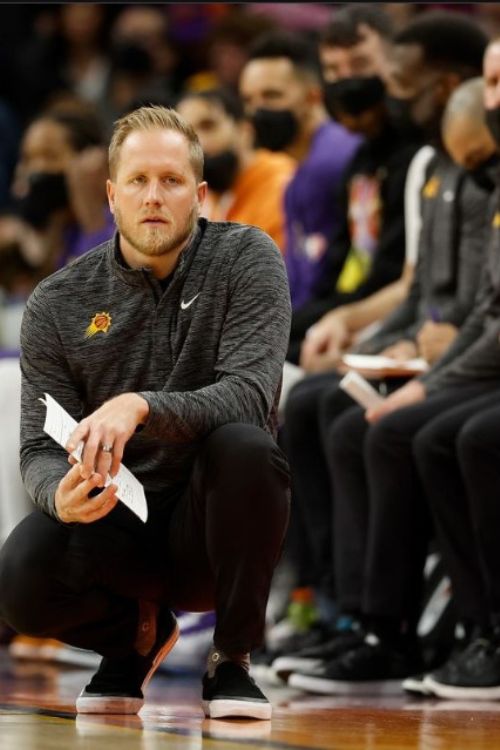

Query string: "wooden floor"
[2, 648, 500, 750]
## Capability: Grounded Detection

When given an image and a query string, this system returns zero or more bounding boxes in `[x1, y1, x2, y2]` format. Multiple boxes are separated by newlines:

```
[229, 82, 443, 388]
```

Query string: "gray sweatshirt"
[420, 190, 500, 393]
[19, 219, 292, 519]
[355, 154, 491, 355]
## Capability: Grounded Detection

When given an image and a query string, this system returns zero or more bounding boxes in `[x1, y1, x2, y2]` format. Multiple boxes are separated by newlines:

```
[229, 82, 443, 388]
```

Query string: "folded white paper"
[339, 370, 385, 410]
[342, 353, 429, 373]
[39, 393, 148, 523]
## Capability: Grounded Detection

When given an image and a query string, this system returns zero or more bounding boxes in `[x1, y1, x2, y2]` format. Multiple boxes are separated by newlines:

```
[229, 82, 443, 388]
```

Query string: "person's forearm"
[339, 274, 412, 335]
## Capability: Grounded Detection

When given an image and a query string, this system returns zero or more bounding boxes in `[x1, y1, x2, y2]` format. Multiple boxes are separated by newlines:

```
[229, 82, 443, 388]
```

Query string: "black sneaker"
[424, 633, 500, 700]
[272, 623, 364, 681]
[288, 633, 423, 695]
[202, 661, 272, 720]
[76, 607, 179, 714]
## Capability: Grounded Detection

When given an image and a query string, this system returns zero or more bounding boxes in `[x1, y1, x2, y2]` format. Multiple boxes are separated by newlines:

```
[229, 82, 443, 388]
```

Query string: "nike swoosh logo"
[180, 293, 200, 310]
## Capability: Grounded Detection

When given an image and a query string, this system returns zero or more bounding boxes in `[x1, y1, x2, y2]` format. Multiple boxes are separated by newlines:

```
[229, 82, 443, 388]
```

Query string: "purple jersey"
[284, 121, 361, 309]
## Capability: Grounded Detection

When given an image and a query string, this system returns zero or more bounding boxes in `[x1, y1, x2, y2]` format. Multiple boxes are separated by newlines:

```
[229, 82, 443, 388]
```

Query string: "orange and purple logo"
[85, 311, 112, 339]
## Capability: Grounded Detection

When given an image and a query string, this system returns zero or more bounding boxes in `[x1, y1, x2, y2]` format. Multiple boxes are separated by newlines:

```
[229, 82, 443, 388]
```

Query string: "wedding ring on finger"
[101, 443, 113, 453]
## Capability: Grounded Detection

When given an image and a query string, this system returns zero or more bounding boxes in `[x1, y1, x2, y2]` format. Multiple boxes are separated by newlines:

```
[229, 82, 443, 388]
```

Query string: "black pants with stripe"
[0, 424, 290, 658]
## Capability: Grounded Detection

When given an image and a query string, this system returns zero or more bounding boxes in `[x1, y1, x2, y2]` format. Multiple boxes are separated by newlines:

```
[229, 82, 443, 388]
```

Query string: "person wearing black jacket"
[287, 6, 422, 363]
[287, 81, 500, 695]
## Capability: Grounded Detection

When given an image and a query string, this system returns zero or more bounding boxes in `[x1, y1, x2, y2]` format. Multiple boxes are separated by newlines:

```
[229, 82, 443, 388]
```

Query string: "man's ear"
[197, 180, 208, 208]
[106, 179, 115, 215]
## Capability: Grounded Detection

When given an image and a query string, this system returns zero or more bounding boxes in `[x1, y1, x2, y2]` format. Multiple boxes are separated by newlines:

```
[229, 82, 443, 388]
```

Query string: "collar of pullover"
[107, 218, 205, 288]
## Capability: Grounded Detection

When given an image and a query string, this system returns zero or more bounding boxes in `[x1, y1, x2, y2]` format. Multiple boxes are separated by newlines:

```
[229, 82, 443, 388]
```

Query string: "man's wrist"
[133, 393, 150, 424]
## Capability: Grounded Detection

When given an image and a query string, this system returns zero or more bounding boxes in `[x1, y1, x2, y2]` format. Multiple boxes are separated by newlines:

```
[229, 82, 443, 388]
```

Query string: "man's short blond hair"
[108, 105, 204, 182]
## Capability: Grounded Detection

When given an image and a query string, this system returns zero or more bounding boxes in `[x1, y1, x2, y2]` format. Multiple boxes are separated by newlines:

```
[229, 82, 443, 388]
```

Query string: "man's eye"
[132, 176, 146, 184]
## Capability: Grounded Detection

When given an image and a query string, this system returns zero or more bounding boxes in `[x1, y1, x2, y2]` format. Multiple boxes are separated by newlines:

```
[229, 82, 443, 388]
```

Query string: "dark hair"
[395, 11, 488, 78]
[176, 88, 244, 122]
[41, 111, 106, 151]
[247, 30, 320, 79]
[320, 4, 393, 48]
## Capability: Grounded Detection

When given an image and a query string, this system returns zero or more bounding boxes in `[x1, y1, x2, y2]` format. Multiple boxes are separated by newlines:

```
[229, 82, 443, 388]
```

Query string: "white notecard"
[339, 370, 385, 411]
[39, 393, 148, 523]
[342, 353, 429, 373]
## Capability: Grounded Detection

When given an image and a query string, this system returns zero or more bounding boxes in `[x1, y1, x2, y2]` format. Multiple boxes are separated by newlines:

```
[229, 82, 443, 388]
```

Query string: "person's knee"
[365, 410, 414, 467]
[203, 423, 290, 515]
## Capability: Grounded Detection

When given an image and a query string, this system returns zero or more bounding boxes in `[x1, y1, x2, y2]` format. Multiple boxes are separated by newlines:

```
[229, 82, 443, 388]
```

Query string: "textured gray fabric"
[19, 219, 292, 519]
[355, 154, 491, 355]
[421, 187, 500, 393]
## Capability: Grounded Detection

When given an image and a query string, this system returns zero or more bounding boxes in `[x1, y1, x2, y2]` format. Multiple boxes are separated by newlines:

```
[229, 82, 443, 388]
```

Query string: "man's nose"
[144, 180, 162, 203]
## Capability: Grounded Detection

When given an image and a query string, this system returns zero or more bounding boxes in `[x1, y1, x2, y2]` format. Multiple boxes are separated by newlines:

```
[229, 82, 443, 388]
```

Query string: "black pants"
[0, 424, 290, 658]
[281, 372, 347, 595]
[415, 393, 500, 625]
[283, 372, 403, 601]
[326, 382, 500, 626]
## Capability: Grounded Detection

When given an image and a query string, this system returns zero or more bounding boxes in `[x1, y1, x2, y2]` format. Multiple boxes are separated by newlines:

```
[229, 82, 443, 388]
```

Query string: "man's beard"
[114, 203, 199, 258]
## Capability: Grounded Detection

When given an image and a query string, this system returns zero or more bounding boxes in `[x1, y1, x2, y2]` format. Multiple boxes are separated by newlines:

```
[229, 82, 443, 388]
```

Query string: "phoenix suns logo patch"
[85, 312, 112, 339]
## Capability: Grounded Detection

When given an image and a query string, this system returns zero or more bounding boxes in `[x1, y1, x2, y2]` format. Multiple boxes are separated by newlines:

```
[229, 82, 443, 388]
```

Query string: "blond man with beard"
[0, 106, 291, 720]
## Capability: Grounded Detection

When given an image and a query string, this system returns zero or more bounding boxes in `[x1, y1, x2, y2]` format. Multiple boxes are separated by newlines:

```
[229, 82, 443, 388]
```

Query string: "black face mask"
[486, 107, 500, 148]
[251, 108, 299, 151]
[323, 75, 385, 118]
[468, 153, 500, 193]
[16, 172, 69, 229]
[203, 149, 239, 194]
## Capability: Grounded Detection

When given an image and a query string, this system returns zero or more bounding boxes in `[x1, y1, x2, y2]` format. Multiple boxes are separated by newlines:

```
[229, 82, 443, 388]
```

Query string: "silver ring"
[101, 443, 113, 453]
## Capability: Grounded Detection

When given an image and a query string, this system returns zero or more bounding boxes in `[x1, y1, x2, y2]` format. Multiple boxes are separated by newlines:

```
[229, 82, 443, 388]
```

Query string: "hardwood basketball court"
[1, 648, 500, 750]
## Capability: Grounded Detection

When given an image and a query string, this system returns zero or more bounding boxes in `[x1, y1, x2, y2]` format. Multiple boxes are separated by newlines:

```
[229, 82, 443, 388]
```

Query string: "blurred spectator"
[240, 30, 361, 311]
[284, 5, 422, 365]
[246, 4, 333, 33]
[185, 11, 277, 95]
[10, 109, 113, 276]
[57, 4, 111, 105]
[0, 105, 113, 352]
[177, 88, 295, 251]
[6, 5, 116, 125]
[319, 4, 393, 85]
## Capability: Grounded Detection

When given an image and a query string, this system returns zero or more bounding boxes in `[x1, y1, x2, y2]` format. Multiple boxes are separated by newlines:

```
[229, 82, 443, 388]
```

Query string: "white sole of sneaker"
[423, 675, 500, 701]
[76, 618, 180, 715]
[289, 672, 404, 696]
[202, 699, 272, 720]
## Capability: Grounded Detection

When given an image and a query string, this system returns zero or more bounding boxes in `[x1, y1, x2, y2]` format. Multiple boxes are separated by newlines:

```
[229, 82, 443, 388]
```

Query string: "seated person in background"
[285, 77, 500, 695]
[286, 4, 423, 364]
[239, 29, 361, 310]
[300, 12, 489, 375]
[270, 67, 492, 682]
[6, 107, 114, 279]
[176, 87, 295, 252]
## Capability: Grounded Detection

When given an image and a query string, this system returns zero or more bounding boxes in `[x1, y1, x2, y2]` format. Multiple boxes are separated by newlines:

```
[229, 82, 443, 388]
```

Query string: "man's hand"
[66, 393, 149, 480]
[417, 321, 458, 364]
[299, 312, 351, 373]
[365, 379, 426, 424]
[380, 340, 418, 361]
[55, 462, 118, 524]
